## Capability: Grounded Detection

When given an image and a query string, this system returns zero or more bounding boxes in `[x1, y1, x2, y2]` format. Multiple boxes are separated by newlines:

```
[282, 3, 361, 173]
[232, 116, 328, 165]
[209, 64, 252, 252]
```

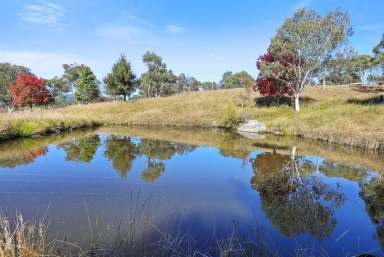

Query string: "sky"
[0, 0, 383, 82]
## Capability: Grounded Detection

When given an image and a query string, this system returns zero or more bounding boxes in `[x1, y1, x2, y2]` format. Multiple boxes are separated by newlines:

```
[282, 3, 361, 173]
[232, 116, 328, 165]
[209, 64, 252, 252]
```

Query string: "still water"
[0, 127, 383, 256]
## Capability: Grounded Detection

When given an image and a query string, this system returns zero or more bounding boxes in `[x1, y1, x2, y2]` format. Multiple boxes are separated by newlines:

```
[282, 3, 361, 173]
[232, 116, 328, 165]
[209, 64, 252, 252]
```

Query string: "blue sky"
[0, 0, 383, 82]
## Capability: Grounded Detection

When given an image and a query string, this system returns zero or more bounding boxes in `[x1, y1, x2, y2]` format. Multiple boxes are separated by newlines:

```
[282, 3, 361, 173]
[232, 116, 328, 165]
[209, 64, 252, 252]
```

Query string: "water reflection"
[361, 176, 384, 248]
[60, 135, 101, 163]
[103, 136, 196, 181]
[104, 136, 137, 176]
[251, 149, 345, 239]
[0, 128, 383, 256]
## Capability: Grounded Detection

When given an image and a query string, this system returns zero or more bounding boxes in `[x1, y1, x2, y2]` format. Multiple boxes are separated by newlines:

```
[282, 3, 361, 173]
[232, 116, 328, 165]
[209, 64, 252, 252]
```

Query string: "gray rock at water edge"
[237, 120, 266, 133]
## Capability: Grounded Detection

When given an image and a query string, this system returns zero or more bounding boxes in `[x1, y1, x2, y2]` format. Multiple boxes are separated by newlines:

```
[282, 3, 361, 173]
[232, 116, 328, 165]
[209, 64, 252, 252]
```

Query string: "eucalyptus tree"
[202, 81, 220, 91]
[258, 8, 352, 111]
[140, 51, 178, 97]
[63, 63, 86, 89]
[326, 50, 358, 85]
[220, 71, 254, 89]
[351, 54, 374, 85]
[372, 34, 384, 82]
[104, 54, 137, 101]
[46, 76, 71, 105]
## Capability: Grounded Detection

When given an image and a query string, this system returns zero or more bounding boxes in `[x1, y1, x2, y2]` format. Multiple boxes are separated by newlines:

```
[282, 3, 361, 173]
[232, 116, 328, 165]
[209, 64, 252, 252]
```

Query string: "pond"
[0, 127, 383, 257]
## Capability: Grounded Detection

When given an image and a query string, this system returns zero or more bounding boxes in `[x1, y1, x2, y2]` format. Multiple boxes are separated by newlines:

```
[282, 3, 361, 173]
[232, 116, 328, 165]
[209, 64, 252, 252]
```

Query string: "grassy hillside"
[0, 86, 383, 150]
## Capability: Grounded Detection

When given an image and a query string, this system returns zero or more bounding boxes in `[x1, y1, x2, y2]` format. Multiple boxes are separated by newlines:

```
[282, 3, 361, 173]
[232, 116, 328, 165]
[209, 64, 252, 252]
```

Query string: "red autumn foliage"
[254, 52, 298, 97]
[255, 78, 292, 97]
[10, 73, 49, 107]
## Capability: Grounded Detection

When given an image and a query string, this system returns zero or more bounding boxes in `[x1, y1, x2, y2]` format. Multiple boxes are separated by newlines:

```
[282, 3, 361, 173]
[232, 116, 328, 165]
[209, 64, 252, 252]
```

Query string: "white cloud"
[19, 1, 65, 28]
[166, 24, 184, 35]
[0, 50, 88, 78]
[95, 24, 146, 41]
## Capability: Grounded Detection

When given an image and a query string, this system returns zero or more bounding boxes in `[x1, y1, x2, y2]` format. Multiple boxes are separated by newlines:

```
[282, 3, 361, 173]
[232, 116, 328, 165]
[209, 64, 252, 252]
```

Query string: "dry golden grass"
[0, 213, 48, 257]
[0, 85, 383, 150]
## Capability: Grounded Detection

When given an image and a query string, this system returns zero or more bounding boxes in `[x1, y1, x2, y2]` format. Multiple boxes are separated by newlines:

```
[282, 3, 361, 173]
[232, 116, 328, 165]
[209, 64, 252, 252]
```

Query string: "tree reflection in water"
[250, 148, 345, 239]
[103, 136, 195, 182]
[360, 176, 384, 248]
[137, 139, 195, 183]
[141, 160, 165, 182]
[60, 135, 101, 163]
[104, 136, 137, 177]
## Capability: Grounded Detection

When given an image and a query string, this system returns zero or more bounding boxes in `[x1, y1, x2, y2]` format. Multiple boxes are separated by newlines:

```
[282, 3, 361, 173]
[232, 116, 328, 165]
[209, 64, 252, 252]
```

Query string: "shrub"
[12, 121, 35, 137]
[219, 105, 241, 129]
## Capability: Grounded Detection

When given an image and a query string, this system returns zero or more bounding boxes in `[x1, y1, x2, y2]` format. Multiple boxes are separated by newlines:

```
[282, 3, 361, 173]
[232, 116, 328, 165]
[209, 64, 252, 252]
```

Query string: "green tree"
[201, 81, 220, 91]
[351, 54, 374, 85]
[0, 63, 30, 109]
[46, 77, 71, 105]
[260, 8, 352, 111]
[220, 71, 254, 89]
[176, 74, 202, 93]
[176, 73, 189, 93]
[63, 63, 85, 86]
[104, 54, 137, 101]
[372, 34, 384, 82]
[74, 66, 100, 103]
[139, 51, 178, 97]
[187, 76, 201, 91]
[325, 50, 358, 85]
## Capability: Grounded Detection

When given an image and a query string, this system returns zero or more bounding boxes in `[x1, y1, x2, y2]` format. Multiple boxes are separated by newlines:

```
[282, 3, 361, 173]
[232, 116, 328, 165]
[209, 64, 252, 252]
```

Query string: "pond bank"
[0, 86, 383, 151]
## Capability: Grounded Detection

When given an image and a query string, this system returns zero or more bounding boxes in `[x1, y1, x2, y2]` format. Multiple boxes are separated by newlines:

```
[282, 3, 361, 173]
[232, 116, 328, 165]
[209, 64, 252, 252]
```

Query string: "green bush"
[219, 105, 241, 129]
[12, 121, 35, 137]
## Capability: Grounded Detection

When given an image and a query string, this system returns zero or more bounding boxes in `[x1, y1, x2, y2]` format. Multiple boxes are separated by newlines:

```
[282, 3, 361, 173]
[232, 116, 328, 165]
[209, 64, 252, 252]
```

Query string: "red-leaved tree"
[254, 53, 293, 98]
[10, 73, 49, 108]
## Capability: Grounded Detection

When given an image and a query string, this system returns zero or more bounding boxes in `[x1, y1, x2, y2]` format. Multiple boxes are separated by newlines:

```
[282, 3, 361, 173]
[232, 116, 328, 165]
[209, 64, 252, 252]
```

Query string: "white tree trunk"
[291, 146, 297, 160]
[322, 77, 326, 90]
[294, 94, 300, 112]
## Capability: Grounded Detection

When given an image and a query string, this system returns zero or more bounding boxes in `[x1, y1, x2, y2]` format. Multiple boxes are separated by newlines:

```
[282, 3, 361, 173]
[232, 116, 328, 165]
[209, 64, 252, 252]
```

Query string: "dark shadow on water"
[254, 96, 315, 107]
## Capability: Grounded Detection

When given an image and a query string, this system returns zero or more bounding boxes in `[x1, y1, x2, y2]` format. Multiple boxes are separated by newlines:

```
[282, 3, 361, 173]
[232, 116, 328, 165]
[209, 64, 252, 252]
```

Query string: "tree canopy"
[0, 63, 30, 109]
[256, 8, 352, 111]
[104, 54, 137, 101]
[74, 66, 100, 103]
[220, 71, 254, 89]
[139, 51, 178, 97]
[10, 73, 49, 108]
[372, 34, 384, 82]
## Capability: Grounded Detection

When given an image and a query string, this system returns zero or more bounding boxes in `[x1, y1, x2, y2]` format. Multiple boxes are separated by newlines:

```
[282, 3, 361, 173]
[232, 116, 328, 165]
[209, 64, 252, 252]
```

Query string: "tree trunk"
[123, 94, 126, 101]
[290, 146, 296, 160]
[294, 94, 300, 112]
[322, 77, 325, 90]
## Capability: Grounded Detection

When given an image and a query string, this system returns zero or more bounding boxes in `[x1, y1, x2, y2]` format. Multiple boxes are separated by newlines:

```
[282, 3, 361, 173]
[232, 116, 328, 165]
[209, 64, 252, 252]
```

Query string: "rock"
[237, 120, 266, 134]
